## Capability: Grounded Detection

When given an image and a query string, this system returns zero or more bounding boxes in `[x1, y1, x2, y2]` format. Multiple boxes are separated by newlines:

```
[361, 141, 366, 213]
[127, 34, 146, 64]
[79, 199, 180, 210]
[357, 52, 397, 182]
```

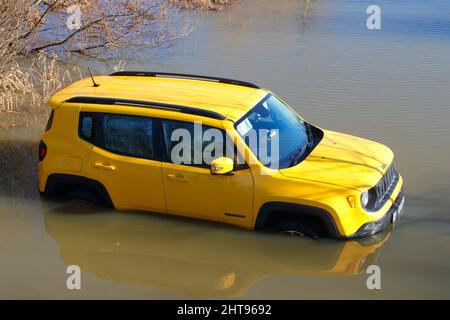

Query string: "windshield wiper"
[288, 123, 314, 167]
[289, 144, 307, 167]
[305, 122, 314, 147]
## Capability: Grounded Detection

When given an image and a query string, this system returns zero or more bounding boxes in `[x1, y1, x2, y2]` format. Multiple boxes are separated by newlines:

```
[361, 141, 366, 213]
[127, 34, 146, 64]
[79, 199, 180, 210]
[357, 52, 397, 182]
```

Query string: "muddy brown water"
[1, 0, 449, 299]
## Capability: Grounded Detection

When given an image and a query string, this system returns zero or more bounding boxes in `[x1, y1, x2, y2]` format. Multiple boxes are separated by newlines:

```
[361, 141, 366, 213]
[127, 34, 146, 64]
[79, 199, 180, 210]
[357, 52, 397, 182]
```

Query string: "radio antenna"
[88, 67, 100, 87]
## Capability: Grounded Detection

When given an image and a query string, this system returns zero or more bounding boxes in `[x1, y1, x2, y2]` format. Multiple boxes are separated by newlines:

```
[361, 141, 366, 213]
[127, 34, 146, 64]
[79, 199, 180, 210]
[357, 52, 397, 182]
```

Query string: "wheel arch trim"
[254, 201, 343, 238]
[43, 173, 114, 207]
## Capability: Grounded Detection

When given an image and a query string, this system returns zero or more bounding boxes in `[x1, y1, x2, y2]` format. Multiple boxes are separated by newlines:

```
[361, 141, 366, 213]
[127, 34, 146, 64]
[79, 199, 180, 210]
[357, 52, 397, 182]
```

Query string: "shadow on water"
[0, 138, 39, 200]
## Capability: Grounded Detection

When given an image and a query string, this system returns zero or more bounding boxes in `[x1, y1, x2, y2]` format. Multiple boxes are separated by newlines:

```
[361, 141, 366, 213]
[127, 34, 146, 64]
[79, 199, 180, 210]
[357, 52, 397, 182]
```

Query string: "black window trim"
[77, 111, 249, 169]
[45, 110, 55, 132]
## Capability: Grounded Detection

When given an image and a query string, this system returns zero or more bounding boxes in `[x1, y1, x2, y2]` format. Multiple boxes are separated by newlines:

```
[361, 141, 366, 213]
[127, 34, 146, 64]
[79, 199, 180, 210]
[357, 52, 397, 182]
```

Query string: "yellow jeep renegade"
[38, 71, 405, 238]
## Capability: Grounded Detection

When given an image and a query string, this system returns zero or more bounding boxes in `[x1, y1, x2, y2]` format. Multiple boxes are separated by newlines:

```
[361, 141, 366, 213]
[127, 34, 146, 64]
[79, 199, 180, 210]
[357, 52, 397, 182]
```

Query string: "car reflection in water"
[42, 199, 392, 297]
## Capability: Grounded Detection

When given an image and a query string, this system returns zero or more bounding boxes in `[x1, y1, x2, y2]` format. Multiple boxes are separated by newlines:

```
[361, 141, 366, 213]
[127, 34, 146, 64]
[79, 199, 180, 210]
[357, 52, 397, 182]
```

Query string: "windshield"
[234, 94, 311, 169]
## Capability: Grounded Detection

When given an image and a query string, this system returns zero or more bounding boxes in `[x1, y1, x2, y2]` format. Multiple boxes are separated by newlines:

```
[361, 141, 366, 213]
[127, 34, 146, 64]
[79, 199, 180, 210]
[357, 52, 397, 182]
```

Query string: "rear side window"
[103, 114, 155, 159]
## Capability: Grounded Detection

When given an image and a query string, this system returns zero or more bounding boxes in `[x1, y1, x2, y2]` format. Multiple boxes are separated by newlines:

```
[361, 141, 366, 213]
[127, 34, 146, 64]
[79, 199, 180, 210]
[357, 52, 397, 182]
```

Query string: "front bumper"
[349, 189, 405, 238]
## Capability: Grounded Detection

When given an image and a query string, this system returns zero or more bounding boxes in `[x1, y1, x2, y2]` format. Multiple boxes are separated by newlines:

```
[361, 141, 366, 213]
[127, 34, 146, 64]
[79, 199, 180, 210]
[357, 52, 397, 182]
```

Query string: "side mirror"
[210, 157, 234, 175]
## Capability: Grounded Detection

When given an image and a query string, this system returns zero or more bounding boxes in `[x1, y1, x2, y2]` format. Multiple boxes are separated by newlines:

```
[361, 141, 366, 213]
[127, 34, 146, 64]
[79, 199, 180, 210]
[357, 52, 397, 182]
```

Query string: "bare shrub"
[0, 0, 29, 71]
[19, 0, 192, 57]
[0, 0, 187, 127]
[0, 53, 80, 127]
[0, 0, 233, 128]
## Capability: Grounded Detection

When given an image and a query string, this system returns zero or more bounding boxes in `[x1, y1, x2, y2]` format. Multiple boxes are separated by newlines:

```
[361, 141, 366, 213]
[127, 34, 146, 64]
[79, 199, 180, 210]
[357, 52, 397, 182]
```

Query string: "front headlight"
[361, 190, 369, 208]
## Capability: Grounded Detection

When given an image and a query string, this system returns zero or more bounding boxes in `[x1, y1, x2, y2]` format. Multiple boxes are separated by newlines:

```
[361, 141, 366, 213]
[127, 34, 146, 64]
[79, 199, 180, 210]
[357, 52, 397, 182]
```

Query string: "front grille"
[368, 164, 399, 211]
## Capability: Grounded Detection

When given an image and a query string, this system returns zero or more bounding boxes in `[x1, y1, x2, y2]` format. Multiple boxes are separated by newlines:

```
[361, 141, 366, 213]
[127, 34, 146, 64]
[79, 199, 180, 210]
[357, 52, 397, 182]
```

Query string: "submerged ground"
[1, 0, 449, 299]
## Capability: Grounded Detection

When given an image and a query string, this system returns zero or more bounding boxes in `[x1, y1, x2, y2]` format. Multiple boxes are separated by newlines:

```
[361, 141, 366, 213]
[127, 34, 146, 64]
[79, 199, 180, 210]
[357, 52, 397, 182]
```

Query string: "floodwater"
[1, 0, 450, 299]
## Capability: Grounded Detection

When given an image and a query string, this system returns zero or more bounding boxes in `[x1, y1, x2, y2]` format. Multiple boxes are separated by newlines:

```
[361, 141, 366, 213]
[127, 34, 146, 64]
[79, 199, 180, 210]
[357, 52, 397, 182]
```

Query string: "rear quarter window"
[79, 113, 96, 143]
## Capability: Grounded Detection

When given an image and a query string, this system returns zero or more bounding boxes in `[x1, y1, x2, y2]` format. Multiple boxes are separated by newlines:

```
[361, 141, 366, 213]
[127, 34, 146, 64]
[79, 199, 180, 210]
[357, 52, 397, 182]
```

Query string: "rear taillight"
[39, 140, 47, 161]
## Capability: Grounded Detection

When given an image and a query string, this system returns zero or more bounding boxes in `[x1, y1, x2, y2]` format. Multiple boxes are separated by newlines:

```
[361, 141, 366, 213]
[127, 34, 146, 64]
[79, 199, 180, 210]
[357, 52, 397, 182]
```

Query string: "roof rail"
[109, 71, 260, 89]
[65, 96, 226, 120]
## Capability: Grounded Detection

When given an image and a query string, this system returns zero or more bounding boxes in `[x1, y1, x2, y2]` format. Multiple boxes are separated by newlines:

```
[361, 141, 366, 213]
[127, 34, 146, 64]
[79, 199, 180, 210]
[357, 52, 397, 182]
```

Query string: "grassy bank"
[0, 54, 76, 128]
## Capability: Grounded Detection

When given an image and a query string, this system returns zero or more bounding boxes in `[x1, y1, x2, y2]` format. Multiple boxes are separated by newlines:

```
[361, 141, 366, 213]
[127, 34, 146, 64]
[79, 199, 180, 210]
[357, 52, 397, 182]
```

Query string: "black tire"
[273, 219, 321, 239]
[64, 188, 102, 206]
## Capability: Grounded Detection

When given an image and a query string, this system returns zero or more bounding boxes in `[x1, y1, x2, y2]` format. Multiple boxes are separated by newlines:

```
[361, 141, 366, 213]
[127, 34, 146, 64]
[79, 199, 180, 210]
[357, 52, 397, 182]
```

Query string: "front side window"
[235, 94, 312, 169]
[103, 114, 154, 159]
[162, 120, 227, 168]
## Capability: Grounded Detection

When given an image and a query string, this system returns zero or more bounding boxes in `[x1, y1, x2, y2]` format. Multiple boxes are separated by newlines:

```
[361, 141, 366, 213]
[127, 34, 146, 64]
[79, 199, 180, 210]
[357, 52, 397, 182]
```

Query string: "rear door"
[82, 112, 166, 213]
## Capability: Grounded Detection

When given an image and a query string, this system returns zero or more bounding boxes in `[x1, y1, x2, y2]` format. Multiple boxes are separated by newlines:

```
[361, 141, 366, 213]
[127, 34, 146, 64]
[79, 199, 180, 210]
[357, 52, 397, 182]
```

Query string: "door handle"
[94, 162, 116, 171]
[167, 173, 187, 182]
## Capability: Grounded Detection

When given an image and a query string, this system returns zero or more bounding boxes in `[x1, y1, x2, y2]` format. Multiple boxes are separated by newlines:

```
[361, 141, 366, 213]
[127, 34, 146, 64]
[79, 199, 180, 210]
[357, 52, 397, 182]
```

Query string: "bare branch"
[19, 0, 61, 40]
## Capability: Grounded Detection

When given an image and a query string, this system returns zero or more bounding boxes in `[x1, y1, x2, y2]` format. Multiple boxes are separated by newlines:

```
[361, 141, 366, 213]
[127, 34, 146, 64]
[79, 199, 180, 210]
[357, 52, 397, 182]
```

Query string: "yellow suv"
[38, 71, 405, 238]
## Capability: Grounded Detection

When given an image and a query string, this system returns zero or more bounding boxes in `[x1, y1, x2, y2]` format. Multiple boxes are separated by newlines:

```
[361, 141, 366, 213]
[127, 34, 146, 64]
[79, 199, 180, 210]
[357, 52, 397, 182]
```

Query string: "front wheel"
[64, 188, 102, 206]
[273, 220, 321, 239]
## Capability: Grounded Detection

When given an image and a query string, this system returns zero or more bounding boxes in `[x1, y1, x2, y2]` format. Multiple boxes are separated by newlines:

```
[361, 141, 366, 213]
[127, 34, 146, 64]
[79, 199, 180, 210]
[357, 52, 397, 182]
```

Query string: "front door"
[160, 119, 254, 228]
